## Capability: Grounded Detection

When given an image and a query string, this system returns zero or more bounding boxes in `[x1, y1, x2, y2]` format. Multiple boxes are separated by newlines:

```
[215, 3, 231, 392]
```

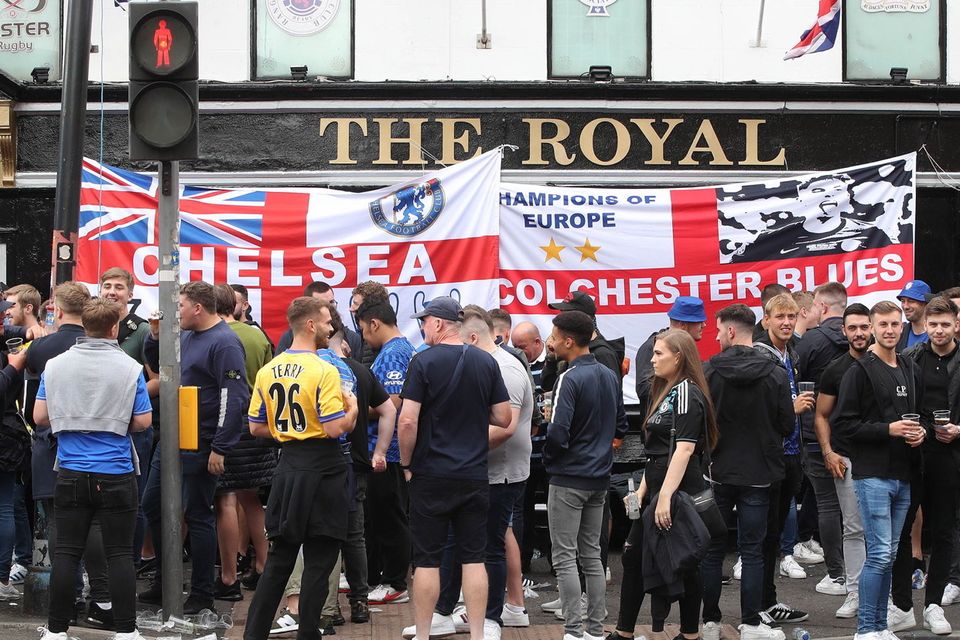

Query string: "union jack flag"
[79, 158, 265, 248]
[784, 0, 841, 60]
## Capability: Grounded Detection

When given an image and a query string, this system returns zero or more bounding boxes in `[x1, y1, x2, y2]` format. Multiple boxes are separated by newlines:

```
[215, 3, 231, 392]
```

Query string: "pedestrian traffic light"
[128, 1, 199, 161]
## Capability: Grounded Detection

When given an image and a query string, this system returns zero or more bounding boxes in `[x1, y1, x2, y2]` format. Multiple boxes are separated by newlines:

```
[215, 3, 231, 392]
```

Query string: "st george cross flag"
[75, 150, 503, 342]
[784, 0, 842, 60]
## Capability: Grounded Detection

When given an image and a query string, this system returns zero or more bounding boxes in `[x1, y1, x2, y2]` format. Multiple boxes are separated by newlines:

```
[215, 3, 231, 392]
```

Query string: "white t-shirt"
[488, 347, 534, 484]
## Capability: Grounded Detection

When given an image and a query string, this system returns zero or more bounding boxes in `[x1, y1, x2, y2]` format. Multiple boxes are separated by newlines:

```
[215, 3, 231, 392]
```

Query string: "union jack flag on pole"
[784, 0, 842, 60]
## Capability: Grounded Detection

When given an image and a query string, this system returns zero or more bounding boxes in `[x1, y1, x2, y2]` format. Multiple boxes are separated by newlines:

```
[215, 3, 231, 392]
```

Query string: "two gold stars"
[539, 237, 601, 263]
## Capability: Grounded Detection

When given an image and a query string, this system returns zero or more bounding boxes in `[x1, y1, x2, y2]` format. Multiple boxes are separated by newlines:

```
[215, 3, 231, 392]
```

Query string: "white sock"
[504, 603, 524, 613]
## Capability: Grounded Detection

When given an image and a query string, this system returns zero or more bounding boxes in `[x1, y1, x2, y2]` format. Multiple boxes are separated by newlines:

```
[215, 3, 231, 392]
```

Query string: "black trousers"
[921, 452, 960, 607]
[245, 534, 342, 640]
[47, 470, 138, 634]
[762, 454, 802, 610]
[521, 464, 550, 572]
[891, 473, 923, 613]
[364, 462, 410, 590]
[617, 517, 702, 635]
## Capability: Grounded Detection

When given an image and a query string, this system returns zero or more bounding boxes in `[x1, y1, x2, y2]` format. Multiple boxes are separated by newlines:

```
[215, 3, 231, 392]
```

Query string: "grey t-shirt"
[488, 346, 534, 484]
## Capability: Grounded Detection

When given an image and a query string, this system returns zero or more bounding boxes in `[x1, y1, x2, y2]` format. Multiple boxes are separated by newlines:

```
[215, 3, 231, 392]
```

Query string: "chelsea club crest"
[266, 0, 340, 36]
[579, 0, 616, 16]
[369, 178, 445, 237]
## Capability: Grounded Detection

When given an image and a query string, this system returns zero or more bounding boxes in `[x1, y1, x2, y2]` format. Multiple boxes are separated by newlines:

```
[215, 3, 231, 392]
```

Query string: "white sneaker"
[367, 584, 409, 604]
[923, 603, 952, 635]
[806, 539, 824, 556]
[36, 629, 74, 640]
[400, 613, 456, 639]
[500, 605, 529, 627]
[778, 555, 807, 579]
[702, 621, 721, 640]
[733, 556, 742, 580]
[563, 635, 582, 640]
[9, 563, 27, 585]
[853, 633, 883, 640]
[113, 632, 147, 640]
[451, 605, 471, 633]
[815, 574, 846, 596]
[836, 591, 859, 618]
[887, 603, 916, 632]
[942, 583, 960, 606]
[541, 596, 562, 612]
[482, 619, 501, 640]
[738, 623, 786, 640]
[793, 541, 824, 565]
[584, 633, 604, 640]
[881, 631, 901, 640]
[0, 581, 21, 600]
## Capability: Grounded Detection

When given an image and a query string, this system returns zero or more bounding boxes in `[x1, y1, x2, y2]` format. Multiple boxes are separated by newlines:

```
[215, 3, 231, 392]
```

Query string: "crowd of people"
[0, 268, 957, 640]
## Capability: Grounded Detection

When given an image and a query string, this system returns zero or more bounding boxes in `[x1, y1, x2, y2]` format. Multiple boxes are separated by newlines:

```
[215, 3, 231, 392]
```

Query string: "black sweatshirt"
[704, 345, 795, 487]
[832, 351, 920, 481]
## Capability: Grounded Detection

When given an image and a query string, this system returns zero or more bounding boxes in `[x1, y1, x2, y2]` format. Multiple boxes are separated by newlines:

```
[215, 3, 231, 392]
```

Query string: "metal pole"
[50, 0, 93, 290]
[157, 160, 183, 619]
[755, 0, 766, 47]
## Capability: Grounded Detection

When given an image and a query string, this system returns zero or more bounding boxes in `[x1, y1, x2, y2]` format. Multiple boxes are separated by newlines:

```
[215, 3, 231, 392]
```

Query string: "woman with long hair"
[610, 329, 718, 640]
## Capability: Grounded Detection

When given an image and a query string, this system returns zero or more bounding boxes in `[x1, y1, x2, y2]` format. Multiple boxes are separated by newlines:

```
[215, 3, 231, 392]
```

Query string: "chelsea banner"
[77, 152, 915, 404]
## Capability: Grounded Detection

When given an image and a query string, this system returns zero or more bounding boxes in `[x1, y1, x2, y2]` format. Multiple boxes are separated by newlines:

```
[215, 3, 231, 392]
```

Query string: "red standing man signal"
[154, 19, 172, 68]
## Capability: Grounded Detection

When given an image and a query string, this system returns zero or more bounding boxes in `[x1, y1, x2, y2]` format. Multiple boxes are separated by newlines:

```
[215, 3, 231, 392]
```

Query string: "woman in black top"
[610, 329, 718, 640]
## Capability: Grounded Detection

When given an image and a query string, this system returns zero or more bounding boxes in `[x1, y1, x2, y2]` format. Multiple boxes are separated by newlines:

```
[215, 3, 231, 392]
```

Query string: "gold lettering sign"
[317, 114, 787, 168]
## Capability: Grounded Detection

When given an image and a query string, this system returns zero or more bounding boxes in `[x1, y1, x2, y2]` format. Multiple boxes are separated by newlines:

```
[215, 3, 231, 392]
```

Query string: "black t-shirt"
[820, 353, 856, 397]
[919, 347, 957, 425]
[401, 344, 509, 481]
[877, 360, 910, 419]
[344, 357, 389, 470]
[643, 379, 706, 458]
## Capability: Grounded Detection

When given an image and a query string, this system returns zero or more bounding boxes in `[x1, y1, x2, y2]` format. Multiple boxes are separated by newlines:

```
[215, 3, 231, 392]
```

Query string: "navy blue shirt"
[145, 321, 248, 455]
[401, 344, 509, 481]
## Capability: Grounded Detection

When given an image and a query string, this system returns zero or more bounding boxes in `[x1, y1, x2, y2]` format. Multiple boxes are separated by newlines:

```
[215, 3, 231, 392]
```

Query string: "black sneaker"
[330, 609, 345, 626]
[214, 578, 243, 602]
[350, 600, 369, 624]
[764, 602, 808, 624]
[86, 601, 114, 630]
[136, 556, 157, 577]
[318, 615, 337, 636]
[69, 598, 84, 626]
[183, 594, 216, 615]
[237, 553, 252, 576]
[137, 582, 163, 605]
[241, 568, 262, 591]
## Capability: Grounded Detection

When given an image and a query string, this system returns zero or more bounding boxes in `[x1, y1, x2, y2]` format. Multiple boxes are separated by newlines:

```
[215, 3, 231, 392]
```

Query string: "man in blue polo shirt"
[897, 280, 931, 351]
[34, 297, 152, 640]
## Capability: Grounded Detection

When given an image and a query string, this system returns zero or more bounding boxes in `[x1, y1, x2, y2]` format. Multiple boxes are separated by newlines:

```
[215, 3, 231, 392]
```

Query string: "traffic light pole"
[50, 0, 93, 289]
[157, 160, 184, 619]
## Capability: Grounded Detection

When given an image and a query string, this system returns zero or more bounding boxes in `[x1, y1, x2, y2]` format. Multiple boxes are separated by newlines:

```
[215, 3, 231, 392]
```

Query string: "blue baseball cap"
[410, 296, 464, 322]
[668, 296, 706, 323]
[897, 280, 931, 303]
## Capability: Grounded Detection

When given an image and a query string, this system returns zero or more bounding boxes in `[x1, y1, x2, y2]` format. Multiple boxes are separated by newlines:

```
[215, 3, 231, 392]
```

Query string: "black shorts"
[408, 475, 489, 568]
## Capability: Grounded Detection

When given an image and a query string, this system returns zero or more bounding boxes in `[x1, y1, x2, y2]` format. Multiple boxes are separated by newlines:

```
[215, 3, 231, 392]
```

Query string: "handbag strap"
[668, 381, 713, 483]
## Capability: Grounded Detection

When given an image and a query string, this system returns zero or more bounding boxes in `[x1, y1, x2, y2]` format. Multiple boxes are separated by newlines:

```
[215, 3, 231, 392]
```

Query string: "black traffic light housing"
[128, 1, 199, 161]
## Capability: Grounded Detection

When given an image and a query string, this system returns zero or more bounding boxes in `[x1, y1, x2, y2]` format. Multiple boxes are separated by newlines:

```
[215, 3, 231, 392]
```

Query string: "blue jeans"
[702, 483, 769, 626]
[0, 472, 14, 582]
[436, 481, 525, 624]
[142, 447, 218, 600]
[854, 477, 911, 634]
[13, 482, 31, 564]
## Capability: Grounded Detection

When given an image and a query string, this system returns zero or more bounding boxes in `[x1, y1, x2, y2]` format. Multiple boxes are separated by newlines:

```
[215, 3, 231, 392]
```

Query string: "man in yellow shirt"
[244, 296, 358, 640]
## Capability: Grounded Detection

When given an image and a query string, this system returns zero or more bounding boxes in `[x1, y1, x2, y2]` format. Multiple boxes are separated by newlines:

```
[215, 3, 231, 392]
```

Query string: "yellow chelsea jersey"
[249, 350, 346, 442]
